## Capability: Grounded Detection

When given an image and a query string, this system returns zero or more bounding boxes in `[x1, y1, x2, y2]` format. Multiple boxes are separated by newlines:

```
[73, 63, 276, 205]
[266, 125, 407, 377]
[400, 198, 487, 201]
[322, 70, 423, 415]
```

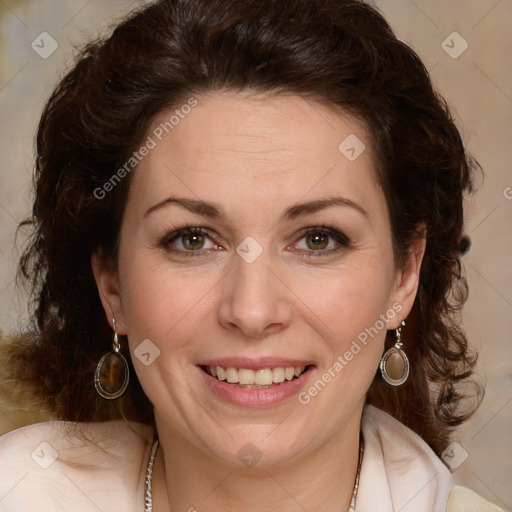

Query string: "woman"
[0, 0, 503, 510]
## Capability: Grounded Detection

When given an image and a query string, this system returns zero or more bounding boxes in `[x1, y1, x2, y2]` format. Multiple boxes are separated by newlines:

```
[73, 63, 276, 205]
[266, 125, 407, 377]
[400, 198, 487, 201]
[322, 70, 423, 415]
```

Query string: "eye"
[159, 227, 221, 254]
[180, 232, 208, 250]
[303, 232, 332, 250]
[290, 226, 350, 256]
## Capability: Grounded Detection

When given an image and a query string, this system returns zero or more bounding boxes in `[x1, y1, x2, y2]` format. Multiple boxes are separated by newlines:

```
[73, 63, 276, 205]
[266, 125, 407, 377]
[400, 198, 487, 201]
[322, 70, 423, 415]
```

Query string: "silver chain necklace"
[144, 439, 159, 511]
[144, 438, 363, 511]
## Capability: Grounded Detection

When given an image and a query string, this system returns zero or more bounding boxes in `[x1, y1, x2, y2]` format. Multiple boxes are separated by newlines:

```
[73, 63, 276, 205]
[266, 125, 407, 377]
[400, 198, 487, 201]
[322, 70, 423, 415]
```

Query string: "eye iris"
[306, 232, 329, 250]
[183, 233, 204, 250]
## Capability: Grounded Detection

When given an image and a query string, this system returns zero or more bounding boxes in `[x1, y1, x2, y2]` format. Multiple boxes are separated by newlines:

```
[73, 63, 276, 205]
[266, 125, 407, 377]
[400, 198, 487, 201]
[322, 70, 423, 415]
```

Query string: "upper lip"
[197, 357, 315, 371]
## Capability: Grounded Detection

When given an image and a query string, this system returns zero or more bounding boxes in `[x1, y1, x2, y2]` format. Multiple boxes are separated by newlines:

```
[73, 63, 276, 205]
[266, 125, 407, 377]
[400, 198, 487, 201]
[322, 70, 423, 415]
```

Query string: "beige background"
[0, 0, 511, 508]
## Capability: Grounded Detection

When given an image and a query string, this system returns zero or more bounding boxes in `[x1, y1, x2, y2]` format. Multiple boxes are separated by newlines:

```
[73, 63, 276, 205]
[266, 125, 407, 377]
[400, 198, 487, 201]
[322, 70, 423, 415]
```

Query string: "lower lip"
[199, 367, 314, 407]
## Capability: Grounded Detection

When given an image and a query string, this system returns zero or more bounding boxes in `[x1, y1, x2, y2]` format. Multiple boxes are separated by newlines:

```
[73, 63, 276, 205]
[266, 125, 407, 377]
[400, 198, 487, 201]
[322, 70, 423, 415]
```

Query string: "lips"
[197, 358, 315, 407]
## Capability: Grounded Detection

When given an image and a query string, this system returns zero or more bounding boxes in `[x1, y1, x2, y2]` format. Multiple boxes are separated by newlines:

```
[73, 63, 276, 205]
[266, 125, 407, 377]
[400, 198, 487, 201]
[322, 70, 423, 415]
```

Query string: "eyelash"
[158, 225, 219, 257]
[294, 226, 351, 257]
[158, 224, 351, 258]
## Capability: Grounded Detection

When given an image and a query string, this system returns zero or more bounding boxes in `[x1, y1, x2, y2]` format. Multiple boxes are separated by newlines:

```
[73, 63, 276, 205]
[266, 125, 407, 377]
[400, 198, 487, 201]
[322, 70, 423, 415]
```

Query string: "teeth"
[284, 367, 295, 380]
[255, 368, 273, 385]
[272, 367, 285, 383]
[226, 367, 238, 383]
[206, 365, 306, 385]
[238, 368, 254, 385]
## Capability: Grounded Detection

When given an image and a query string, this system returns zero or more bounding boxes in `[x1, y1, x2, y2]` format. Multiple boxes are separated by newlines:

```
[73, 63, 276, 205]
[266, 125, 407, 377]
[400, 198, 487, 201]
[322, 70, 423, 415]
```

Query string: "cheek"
[295, 258, 395, 337]
[291, 259, 397, 385]
[292, 264, 398, 425]
[118, 251, 223, 349]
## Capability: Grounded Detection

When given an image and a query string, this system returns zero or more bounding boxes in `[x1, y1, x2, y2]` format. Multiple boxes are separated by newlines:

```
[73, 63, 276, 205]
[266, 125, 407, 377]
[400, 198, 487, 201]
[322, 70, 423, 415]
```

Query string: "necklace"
[144, 437, 364, 511]
[144, 439, 159, 511]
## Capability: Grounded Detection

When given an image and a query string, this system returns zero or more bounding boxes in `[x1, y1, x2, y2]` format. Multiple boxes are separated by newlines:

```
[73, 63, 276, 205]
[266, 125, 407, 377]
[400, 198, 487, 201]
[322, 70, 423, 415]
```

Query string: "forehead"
[127, 91, 383, 219]
[147, 92, 371, 161]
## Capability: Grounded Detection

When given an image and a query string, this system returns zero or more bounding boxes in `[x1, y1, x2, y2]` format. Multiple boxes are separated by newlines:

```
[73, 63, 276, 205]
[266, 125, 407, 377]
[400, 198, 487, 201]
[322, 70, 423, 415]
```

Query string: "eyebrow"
[283, 197, 368, 220]
[144, 195, 368, 220]
[144, 196, 225, 219]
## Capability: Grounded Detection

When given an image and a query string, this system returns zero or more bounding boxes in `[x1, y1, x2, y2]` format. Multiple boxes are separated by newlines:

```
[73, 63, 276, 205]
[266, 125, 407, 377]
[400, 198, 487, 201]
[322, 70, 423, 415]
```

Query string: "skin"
[93, 91, 425, 511]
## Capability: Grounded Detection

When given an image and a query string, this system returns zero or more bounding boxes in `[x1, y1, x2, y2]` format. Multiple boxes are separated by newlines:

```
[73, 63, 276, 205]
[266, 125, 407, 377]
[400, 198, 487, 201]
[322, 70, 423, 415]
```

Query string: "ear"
[388, 230, 426, 329]
[91, 249, 127, 334]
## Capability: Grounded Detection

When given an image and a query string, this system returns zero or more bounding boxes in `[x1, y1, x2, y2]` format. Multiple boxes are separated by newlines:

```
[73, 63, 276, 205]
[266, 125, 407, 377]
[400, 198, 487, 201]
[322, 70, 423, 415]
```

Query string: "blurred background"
[0, 0, 511, 508]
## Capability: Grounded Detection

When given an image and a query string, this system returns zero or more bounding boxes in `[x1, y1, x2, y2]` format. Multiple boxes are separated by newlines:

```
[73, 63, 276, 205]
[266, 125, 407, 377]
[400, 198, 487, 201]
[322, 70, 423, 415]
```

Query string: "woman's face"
[94, 91, 423, 466]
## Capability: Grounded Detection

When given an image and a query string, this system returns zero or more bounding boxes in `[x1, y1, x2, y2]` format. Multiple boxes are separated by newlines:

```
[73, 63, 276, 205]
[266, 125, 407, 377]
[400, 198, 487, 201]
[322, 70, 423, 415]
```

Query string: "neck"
[152, 408, 363, 512]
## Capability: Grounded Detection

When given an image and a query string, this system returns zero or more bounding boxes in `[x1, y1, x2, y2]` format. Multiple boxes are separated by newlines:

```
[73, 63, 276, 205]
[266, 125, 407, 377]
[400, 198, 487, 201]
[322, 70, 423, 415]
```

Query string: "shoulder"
[0, 419, 154, 512]
[447, 485, 505, 512]
[359, 406, 504, 512]
[359, 405, 452, 511]
[361, 404, 452, 475]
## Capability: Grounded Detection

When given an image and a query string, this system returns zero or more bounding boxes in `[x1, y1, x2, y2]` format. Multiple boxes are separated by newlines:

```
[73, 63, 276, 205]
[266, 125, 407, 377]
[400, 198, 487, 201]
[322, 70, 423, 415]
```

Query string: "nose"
[217, 251, 293, 339]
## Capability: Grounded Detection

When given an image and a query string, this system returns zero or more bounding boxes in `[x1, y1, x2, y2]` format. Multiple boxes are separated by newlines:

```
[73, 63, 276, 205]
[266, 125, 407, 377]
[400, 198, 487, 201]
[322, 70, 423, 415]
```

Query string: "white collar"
[357, 405, 453, 512]
[0, 406, 453, 511]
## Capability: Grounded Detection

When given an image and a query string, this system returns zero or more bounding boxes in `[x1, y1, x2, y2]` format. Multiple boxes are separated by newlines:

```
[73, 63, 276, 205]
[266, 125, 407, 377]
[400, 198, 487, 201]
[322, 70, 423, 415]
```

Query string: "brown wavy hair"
[9, 0, 481, 457]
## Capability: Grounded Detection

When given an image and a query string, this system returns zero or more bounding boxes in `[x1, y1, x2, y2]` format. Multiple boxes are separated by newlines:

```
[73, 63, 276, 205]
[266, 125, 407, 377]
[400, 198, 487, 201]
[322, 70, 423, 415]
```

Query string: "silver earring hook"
[112, 317, 120, 352]
[395, 320, 406, 348]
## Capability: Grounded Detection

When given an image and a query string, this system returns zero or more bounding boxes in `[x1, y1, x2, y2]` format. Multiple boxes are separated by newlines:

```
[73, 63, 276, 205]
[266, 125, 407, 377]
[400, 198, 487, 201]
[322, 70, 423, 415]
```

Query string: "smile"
[202, 365, 309, 388]
[197, 358, 315, 407]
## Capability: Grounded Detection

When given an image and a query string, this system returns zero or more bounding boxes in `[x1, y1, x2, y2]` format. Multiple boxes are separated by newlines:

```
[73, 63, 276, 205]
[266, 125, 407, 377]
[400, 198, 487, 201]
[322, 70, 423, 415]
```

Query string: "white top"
[0, 405, 502, 511]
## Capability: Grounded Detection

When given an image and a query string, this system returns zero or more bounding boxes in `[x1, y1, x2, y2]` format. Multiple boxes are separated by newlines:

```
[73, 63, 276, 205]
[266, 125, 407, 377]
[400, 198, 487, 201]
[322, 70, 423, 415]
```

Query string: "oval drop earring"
[380, 320, 409, 386]
[94, 318, 130, 399]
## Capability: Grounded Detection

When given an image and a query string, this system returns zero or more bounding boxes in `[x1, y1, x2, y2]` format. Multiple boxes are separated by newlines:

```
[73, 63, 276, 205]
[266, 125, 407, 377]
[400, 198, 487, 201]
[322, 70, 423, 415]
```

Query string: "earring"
[379, 320, 409, 386]
[94, 318, 130, 399]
